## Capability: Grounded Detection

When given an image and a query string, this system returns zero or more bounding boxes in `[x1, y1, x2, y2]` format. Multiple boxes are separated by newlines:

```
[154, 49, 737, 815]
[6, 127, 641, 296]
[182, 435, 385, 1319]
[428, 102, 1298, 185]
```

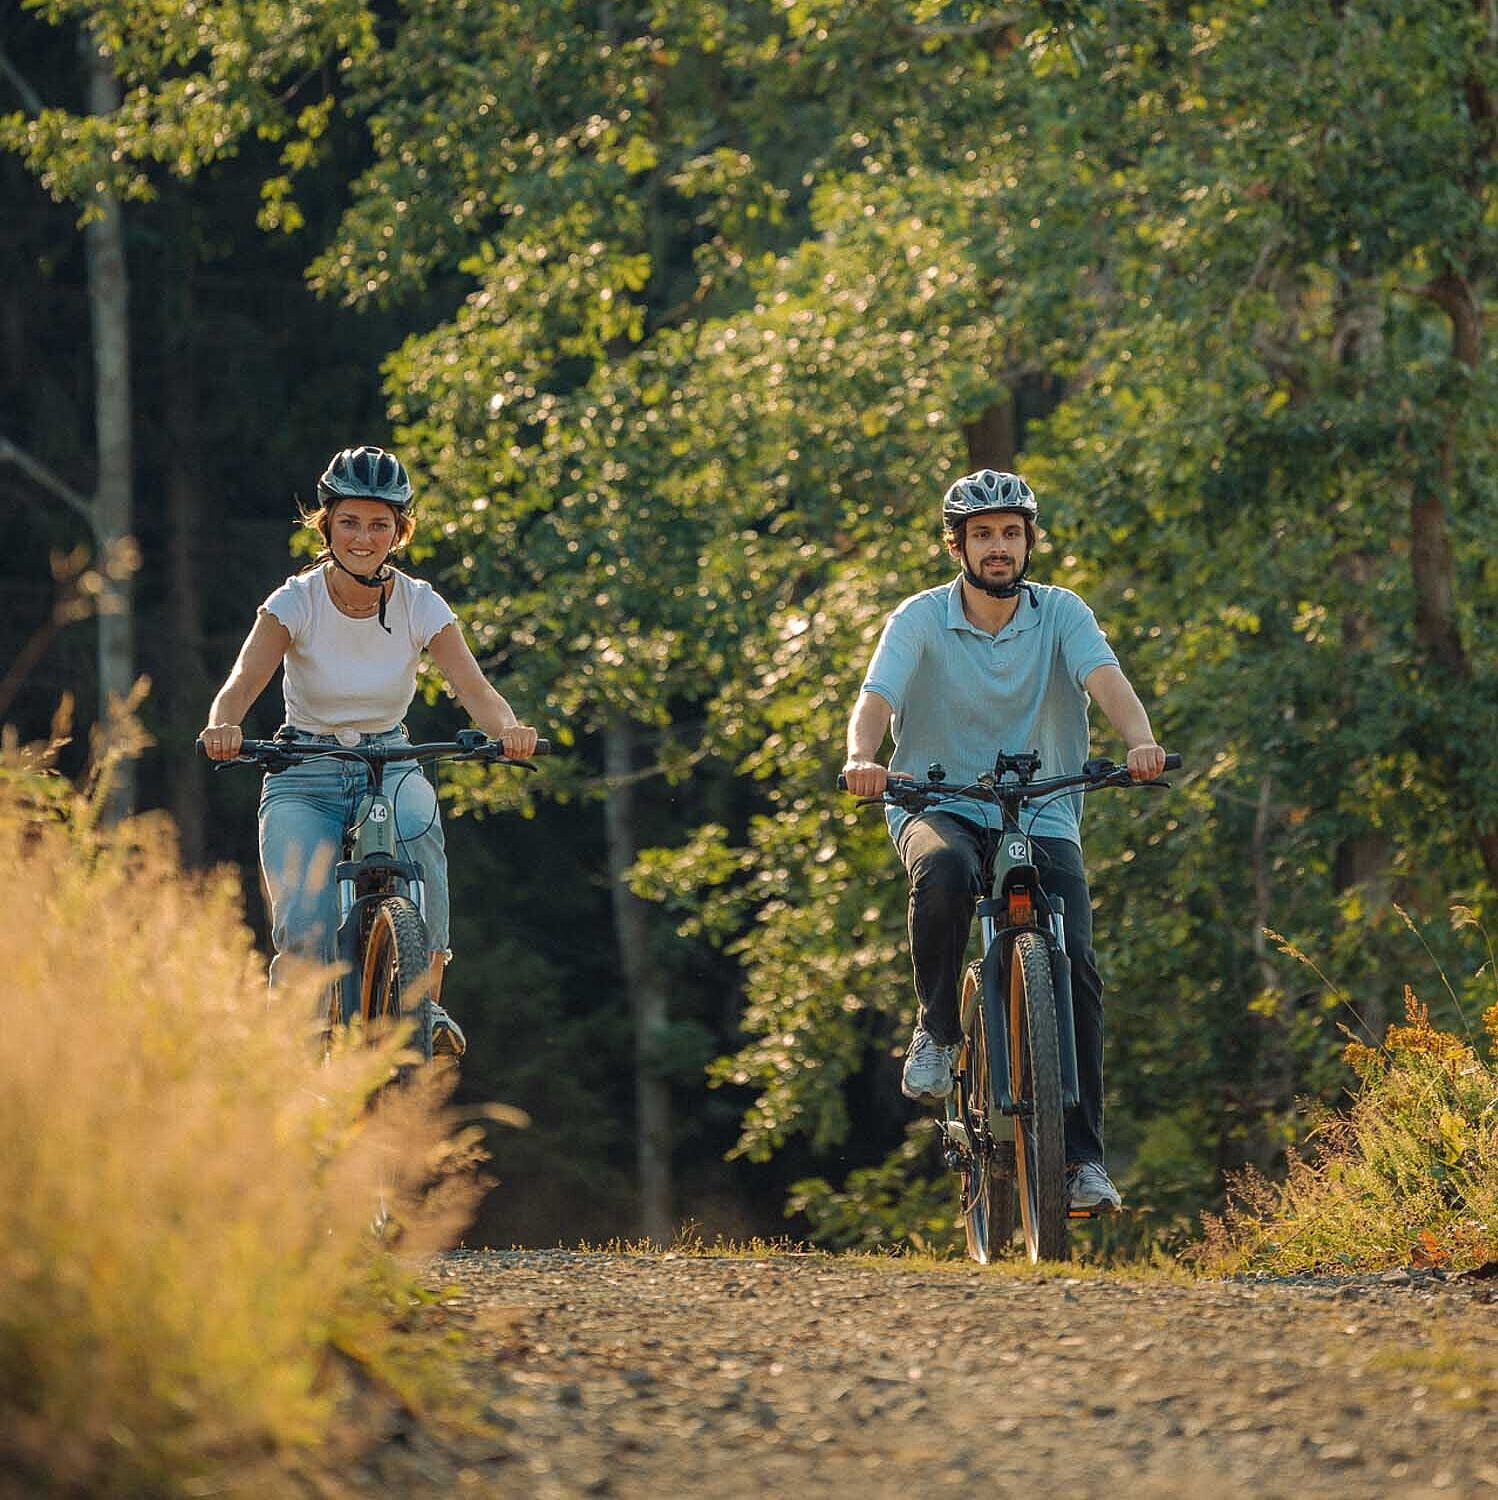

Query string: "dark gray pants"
[896, 811, 1106, 1165]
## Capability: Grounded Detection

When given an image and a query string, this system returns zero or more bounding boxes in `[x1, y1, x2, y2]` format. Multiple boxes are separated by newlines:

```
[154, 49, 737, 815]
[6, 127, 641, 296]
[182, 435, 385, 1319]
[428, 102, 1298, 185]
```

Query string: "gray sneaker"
[1067, 1161, 1122, 1213]
[429, 1002, 467, 1058]
[901, 1025, 959, 1102]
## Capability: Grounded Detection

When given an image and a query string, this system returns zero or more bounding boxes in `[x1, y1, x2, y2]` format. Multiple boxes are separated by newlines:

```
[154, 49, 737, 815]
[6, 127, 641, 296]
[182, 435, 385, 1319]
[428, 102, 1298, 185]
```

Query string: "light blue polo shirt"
[860, 578, 1119, 847]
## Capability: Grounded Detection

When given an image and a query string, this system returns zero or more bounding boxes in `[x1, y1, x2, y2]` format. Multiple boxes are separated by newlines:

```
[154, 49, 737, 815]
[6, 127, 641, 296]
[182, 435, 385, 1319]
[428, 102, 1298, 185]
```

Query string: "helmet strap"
[962, 560, 1038, 607]
[321, 551, 393, 633]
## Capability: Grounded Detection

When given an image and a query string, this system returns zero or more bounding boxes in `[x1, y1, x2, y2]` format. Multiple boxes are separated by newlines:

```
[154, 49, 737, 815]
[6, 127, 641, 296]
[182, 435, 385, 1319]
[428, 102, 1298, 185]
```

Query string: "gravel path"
[349, 1250, 1498, 1499]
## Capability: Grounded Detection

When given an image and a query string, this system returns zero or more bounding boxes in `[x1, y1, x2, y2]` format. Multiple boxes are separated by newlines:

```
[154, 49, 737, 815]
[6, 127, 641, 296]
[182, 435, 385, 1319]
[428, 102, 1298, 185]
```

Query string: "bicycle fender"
[1049, 938, 1081, 1112]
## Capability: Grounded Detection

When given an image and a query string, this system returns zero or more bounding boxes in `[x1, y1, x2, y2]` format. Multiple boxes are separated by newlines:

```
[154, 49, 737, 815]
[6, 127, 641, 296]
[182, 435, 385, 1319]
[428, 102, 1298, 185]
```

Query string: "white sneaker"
[429, 1002, 467, 1057]
[901, 1025, 959, 1102]
[1067, 1161, 1122, 1212]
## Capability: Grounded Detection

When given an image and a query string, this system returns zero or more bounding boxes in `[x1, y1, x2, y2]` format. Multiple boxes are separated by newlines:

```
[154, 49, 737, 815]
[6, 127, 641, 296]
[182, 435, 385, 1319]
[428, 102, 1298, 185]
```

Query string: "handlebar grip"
[836, 773, 848, 791]
[1163, 753, 1182, 770]
[533, 738, 551, 756]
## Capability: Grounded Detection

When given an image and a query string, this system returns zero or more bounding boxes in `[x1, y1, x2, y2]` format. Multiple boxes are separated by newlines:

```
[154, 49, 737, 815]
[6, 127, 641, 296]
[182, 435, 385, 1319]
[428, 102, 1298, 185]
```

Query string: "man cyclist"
[841, 469, 1166, 1212]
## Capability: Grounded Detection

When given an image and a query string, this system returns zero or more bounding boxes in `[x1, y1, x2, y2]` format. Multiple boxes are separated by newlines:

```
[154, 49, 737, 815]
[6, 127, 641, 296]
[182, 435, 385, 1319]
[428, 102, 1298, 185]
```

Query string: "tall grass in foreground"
[0, 740, 485, 1496]
[1198, 984, 1498, 1274]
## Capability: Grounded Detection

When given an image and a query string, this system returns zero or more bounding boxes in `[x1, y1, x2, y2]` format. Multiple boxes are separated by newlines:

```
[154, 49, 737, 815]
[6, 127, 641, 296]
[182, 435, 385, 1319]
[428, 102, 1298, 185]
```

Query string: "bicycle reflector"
[1007, 888, 1034, 925]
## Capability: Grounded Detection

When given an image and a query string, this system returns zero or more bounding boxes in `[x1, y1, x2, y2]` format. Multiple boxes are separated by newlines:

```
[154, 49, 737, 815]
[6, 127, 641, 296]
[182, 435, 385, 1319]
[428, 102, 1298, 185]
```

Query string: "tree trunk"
[1330, 287, 1395, 924]
[1415, 272, 1478, 679]
[963, 394, 1017, 471]
[162, 190, 207, 864]
[602, 720, 673, 1242]
[1250, 773, 1279, 1002]
[1417, 270, 1498, 883]
[81, 29, 136, 818]
[1400, 53, 1498, 881]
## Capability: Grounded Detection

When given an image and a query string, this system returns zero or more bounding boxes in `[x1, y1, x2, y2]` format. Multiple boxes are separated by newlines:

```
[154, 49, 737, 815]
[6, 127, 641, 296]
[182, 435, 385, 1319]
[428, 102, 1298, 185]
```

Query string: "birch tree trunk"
[81, 28, 136, 818]
[162, 192, 207, 864]
[603, 720, 673, 1243]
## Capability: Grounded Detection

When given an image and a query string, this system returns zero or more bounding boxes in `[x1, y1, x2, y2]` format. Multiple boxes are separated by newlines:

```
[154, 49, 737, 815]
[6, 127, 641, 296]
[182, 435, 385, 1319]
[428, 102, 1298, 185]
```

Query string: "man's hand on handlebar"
[1125, 742, 1167, 782]
[198, 724, 244, 762]
[841, 759, 889, 798]
[498, 724, 540, 759]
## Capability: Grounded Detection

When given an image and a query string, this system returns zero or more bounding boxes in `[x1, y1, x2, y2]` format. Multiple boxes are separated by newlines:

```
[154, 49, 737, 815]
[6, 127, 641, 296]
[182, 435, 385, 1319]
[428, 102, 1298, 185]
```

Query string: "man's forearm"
[1085, 664, 1157, 750]
[846, 691, 893, 762]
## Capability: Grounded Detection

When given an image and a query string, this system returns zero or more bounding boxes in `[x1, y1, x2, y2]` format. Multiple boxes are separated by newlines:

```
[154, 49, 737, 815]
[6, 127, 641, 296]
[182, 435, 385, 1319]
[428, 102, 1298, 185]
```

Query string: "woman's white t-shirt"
[260, 566, 458, 735]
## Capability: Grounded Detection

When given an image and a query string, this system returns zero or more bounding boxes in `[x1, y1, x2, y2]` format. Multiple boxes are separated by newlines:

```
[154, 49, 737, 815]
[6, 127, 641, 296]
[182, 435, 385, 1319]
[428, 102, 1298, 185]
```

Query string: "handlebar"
[198, 732, 552, 774]
[837, 753, 1182, 812]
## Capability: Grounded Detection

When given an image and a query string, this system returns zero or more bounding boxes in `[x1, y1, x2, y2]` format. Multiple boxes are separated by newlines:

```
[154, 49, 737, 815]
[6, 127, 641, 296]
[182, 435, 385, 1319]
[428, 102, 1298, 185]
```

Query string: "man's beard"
[963, 555, 1026, 598]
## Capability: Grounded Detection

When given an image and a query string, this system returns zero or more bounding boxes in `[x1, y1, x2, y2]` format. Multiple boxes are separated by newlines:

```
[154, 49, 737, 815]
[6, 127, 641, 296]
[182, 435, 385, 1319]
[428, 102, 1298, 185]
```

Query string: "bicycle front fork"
[976, 903, 1082, 1115]
[1048, 899, 1081, 1113]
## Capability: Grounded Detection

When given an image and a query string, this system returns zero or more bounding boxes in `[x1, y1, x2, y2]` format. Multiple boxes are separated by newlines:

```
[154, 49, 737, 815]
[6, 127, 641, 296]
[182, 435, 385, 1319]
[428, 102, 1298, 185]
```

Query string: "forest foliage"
[4, 0, 1498, 1249]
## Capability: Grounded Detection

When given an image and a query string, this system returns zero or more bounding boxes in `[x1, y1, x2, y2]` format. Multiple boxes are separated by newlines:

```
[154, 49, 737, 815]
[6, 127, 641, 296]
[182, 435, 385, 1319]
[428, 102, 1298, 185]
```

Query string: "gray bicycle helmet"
[316, 445, 413, 507]
[941, 468, 1037, 525]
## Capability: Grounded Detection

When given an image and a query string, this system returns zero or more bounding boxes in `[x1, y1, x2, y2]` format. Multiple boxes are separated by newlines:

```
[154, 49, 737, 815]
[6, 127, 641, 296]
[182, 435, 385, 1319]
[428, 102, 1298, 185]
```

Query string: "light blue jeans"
[257, 727, 448, 987]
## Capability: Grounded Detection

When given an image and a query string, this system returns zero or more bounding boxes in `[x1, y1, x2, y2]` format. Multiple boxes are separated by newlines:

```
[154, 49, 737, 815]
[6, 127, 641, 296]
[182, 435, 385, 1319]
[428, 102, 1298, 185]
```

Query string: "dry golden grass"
[1196, 988, 1498, 1275]
[0, 733, 485, 1496]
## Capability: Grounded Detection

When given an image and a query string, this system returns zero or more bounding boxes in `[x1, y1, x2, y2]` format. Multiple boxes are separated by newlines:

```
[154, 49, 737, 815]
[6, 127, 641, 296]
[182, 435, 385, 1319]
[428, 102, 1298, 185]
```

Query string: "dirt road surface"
[350, 1250, 1498, 1499]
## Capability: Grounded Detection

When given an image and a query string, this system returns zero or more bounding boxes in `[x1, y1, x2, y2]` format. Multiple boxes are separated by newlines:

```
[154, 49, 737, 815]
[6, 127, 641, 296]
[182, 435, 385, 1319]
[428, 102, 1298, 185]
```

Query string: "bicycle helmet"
[311, 445, 412, 635]
[940, 469, 1037, 525]
[316, 445, 413, 508]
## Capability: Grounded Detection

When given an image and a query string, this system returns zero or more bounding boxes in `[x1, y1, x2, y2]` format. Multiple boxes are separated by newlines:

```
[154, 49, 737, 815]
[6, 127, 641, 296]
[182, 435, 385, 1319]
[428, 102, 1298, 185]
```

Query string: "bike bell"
[336, 728, 361, 748]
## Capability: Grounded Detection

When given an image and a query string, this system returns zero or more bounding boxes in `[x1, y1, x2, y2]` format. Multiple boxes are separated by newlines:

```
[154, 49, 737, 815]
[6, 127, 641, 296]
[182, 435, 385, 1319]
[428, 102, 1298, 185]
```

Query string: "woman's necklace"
[328, 566, 384, 617]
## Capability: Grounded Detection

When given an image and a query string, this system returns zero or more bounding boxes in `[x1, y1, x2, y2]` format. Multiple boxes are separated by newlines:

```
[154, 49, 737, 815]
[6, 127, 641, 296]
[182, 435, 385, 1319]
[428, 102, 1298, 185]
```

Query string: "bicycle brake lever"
[219, 753, 291, 773]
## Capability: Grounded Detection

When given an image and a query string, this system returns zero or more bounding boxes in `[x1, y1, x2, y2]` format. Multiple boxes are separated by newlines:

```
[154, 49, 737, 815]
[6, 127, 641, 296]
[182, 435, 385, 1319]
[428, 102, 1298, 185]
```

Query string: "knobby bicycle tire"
[955, 962, 1016, 1263]
[359, 895, 434, 1064]
[1009, 931, 1067, 1262]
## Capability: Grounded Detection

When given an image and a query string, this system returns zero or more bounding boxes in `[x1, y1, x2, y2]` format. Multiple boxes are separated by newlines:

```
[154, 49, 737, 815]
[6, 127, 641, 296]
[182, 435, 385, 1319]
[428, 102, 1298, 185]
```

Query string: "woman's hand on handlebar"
[841, 759, 889, 797]
[1125, 742, 1167, 782]
[498, 723, 540, 759]
[198, 723, 244, 762]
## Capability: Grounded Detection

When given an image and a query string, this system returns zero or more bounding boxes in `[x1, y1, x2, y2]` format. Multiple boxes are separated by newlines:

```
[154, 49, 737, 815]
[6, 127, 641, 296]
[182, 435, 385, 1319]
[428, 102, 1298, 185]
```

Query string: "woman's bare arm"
[199, 612, 292, 760]
[425, 622, 539, 757]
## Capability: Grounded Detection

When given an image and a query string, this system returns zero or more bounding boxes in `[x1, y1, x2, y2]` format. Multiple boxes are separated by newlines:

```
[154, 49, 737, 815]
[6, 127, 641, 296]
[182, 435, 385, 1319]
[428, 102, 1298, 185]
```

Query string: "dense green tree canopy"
[6, 0, 1496, 1249]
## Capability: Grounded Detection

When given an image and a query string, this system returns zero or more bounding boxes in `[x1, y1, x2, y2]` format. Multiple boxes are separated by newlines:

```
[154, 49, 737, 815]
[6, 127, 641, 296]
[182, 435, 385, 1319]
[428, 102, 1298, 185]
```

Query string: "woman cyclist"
[199, 445, 538, 1054]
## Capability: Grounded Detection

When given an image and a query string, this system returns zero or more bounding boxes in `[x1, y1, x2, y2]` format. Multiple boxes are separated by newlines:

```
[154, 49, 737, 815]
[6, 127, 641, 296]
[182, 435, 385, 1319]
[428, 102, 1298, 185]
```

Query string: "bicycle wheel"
[359, 895, 434, 1063]
[1009, 931, 1067, 1262]
[954, 961, 1016, 1263]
